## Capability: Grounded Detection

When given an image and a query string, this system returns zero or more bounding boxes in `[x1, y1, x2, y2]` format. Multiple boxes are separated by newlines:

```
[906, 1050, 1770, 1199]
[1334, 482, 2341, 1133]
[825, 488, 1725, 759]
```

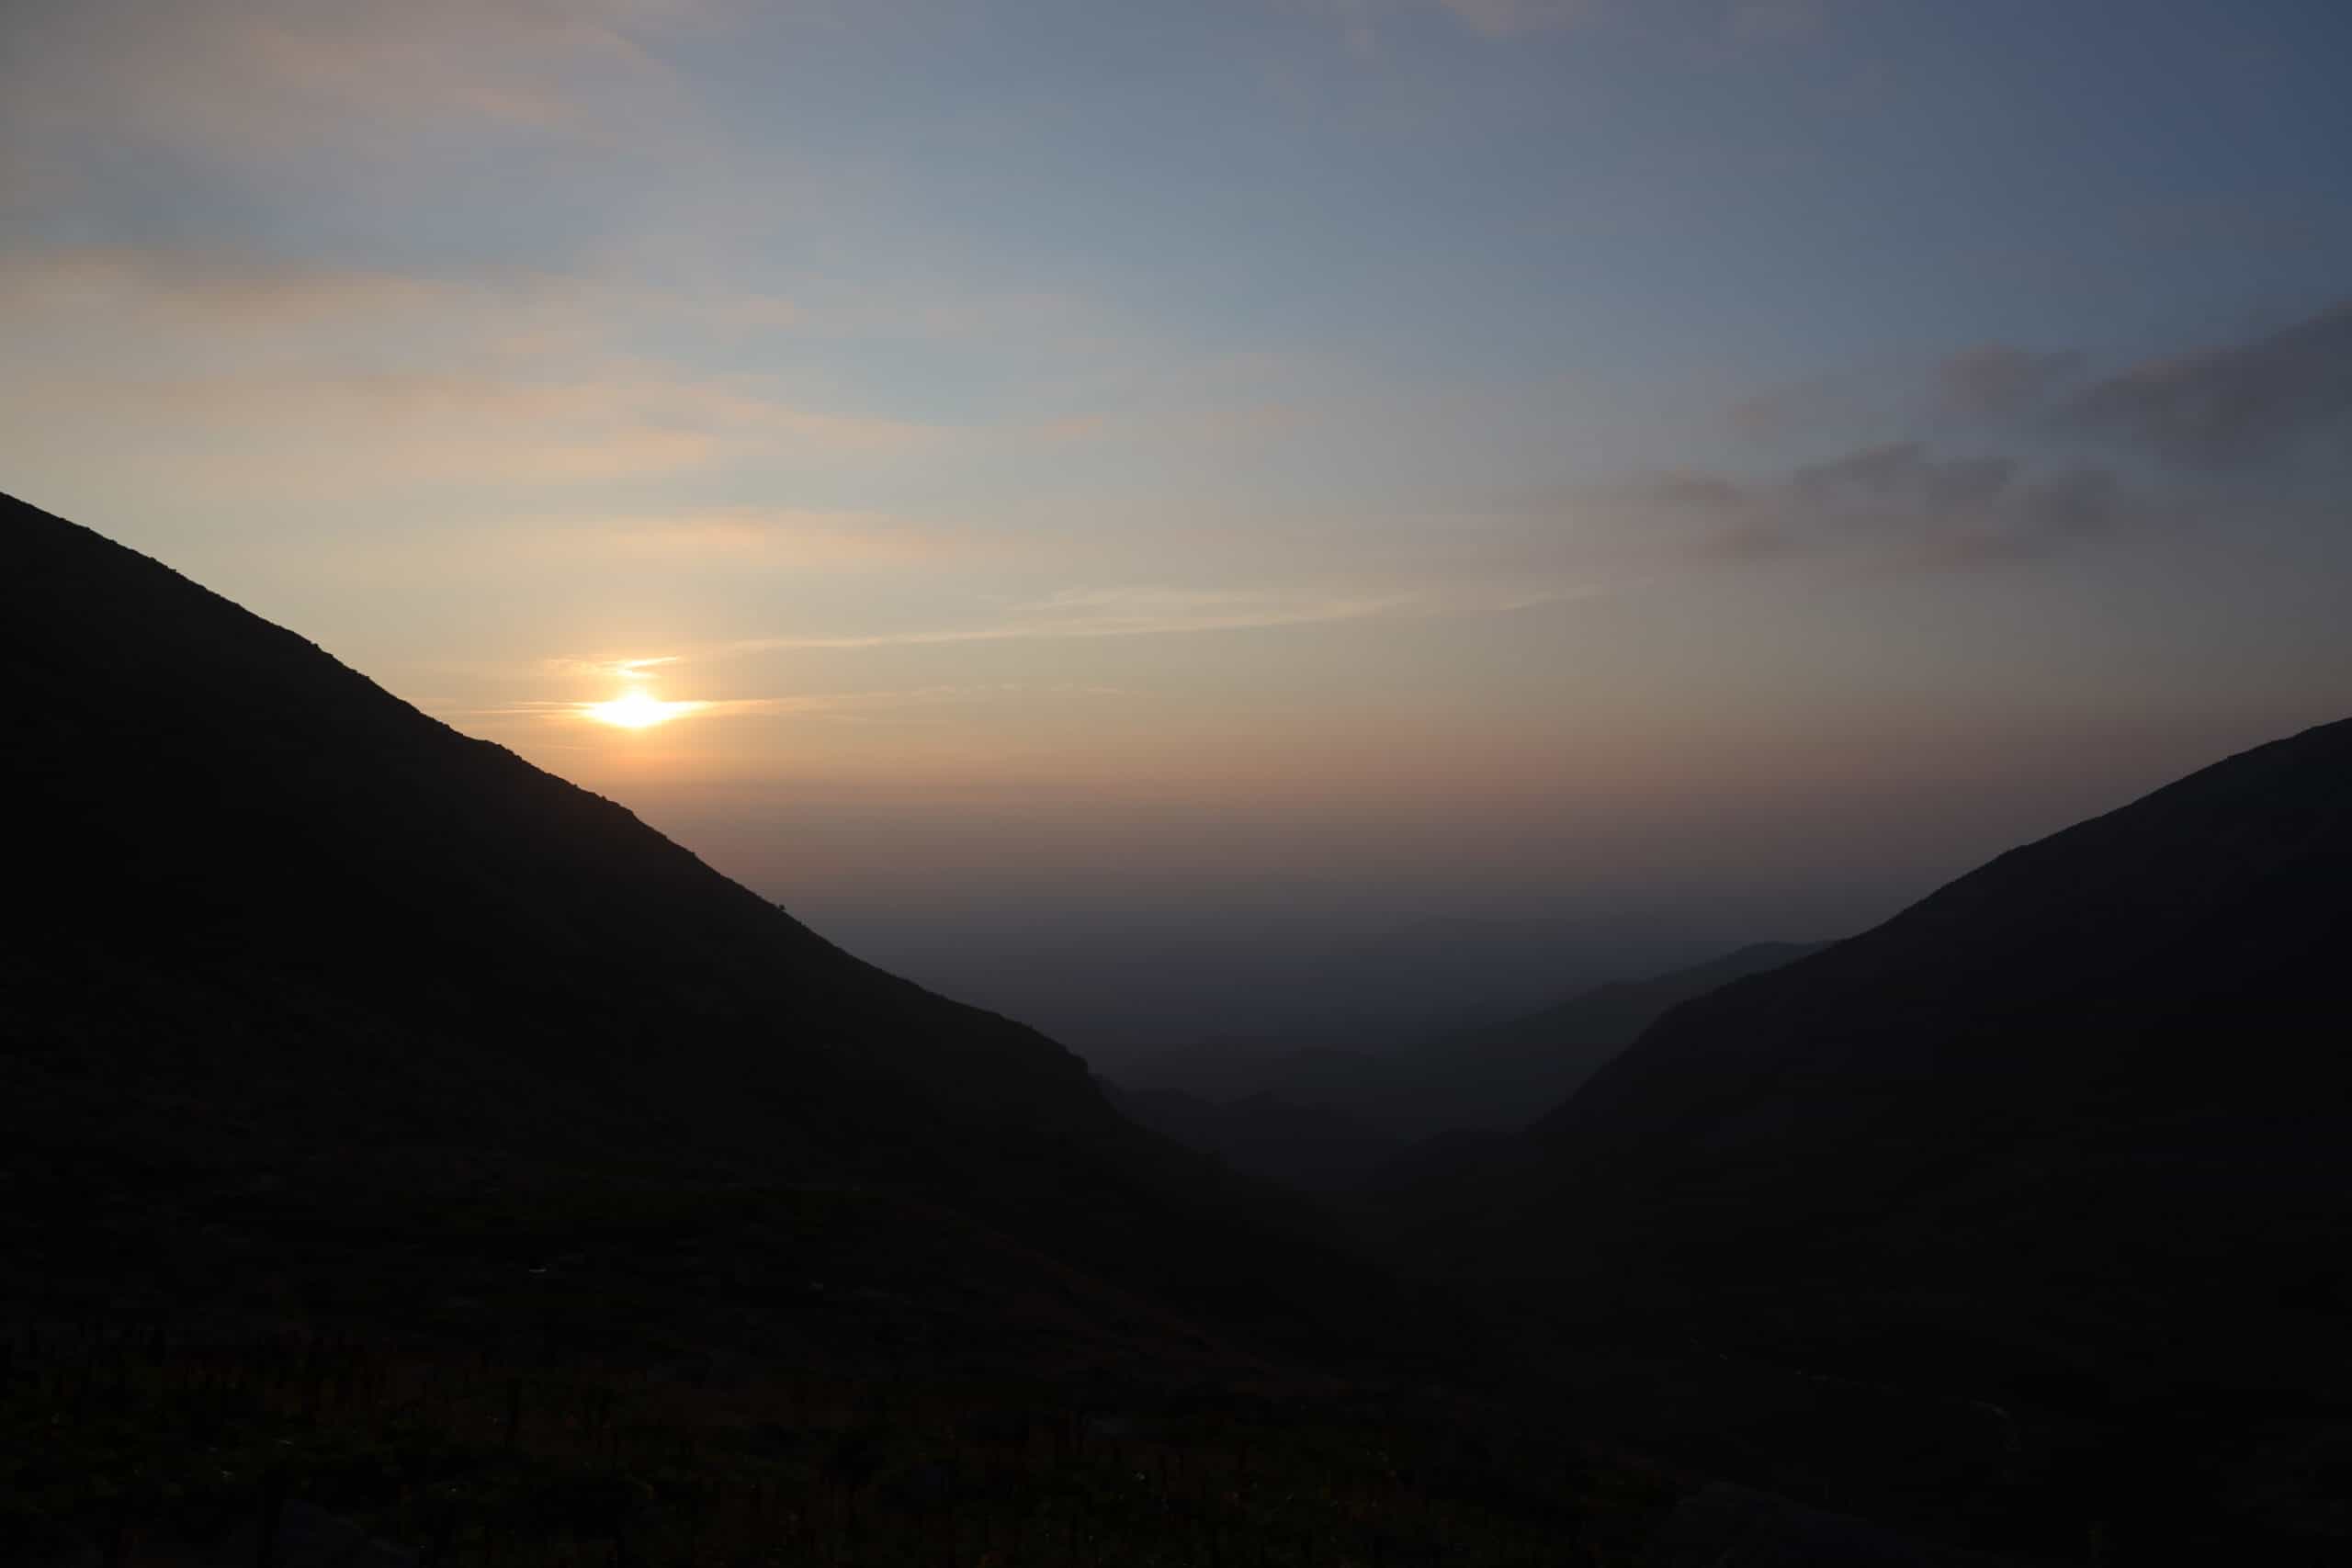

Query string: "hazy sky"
[6, 1, 2349, 1052]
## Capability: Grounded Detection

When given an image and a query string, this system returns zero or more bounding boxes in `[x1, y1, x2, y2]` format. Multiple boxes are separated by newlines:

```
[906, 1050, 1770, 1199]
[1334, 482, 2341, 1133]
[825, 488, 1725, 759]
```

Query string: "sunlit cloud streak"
[713, 581, 1594, 654]
[537, 511, 967, 569]
[458, 683, 1131, 731]
[1, 367, 944, 494]
[545, 655, 683, 680]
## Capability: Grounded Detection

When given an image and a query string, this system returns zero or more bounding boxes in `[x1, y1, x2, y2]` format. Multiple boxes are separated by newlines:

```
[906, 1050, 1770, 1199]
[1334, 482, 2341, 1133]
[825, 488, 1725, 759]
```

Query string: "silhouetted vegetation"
[0, 1315, 1671, 1566]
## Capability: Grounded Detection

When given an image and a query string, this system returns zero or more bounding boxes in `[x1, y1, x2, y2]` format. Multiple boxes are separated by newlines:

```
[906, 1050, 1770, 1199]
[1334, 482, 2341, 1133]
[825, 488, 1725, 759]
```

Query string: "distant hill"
[0, 491, 1419, 1373]
[1104, 1083, 1404, 1193]
[1398, 941, 1829, 1134]
[1119, 1040, 1407, 1117]
[843, 909, 1720, 1061]
[1115, 944, 1823, 1166]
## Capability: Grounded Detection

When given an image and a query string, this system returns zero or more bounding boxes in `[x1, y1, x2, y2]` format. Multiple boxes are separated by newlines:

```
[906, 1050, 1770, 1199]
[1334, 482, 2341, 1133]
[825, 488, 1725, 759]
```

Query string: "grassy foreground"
[0, 1315, 1673, 1566]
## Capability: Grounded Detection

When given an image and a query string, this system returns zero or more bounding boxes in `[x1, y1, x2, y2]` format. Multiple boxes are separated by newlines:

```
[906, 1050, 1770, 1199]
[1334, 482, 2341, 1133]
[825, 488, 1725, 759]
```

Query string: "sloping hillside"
[1534, 715, 2352, 1364]
[0, 491, 1416, 1372]
[1360, 720, 2352, 1557]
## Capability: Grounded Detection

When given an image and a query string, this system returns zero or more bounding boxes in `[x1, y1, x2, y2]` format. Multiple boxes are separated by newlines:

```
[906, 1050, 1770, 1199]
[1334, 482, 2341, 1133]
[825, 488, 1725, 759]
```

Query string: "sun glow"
[584, 689, 705, 729]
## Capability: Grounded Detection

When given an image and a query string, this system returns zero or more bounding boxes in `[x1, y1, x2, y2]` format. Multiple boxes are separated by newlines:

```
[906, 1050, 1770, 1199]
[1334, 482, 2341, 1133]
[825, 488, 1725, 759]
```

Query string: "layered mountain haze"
[1105, 1081, 1407, 1194]
[1112, 943, 1825, 1190]
[1404, 941, 1831, 1134]
[0, 491, 1419, 1371]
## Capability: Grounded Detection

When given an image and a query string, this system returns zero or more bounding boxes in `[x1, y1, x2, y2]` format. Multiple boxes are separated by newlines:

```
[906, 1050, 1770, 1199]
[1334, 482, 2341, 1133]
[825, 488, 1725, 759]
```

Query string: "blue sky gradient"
[6, 0, 2348, 1048]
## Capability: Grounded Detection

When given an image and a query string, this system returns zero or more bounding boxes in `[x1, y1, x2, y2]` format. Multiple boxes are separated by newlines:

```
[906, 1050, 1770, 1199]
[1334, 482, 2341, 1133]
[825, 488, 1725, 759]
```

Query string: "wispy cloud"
[3, 366, 944, 493]
[3, 0, 698, 172]
[1752, 301, 2352, 468]
[1731, 344, 2086, 444]
[1934, 344, 2084, 421]
[1724, 0, 1825, 42]
[0, 238, 1177, 504]
[1727, 374, 1855, 442]
[451, 682, 1133, 731]
[1437, 0, 1597, 39]
[534, 581, 1593, 679]
[2061, 299, 2352, 471]
[543, 655, 683, 680]
[1614, 441, 2140, 569]
[1295, 0, 1820, 52]
[1676, 300, 2352, 574]
[0, 245, 802, 344]
[0, 245, 464, 329]
[581, 510, 965, 568]
[1027, 400, 1312, 453]
[1284, 0, 1599, 54]
[726, 586, 1430, 652]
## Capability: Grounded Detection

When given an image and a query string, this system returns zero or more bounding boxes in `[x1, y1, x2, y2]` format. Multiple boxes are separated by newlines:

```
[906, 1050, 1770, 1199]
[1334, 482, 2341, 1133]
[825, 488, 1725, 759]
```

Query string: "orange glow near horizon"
[584, 689, 705, 729]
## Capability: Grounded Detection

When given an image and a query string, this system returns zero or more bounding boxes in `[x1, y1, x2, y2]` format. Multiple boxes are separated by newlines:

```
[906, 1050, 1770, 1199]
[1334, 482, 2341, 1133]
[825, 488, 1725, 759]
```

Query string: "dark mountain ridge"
[1366, 716, 2352, 1556]
[1534, 713, 2352, 1344]
[0, 491, 1419, 1371]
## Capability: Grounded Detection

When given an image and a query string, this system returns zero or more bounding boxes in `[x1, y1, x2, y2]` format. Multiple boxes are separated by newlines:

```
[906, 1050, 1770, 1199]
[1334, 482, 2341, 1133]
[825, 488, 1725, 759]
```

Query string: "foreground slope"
[0, 492, 1407, 1368]
[1532, 716, 2352, 1387]
[1351, 721, 2352, 1556]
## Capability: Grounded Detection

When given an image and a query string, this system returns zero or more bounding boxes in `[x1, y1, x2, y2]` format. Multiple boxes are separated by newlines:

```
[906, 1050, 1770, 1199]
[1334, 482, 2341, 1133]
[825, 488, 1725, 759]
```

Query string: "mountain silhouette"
[0, 491, 1414, 1370]
[1532, 715, 2352, 1369]
[1361, 719, 2352, 1554]
[11, 491, 2346, 1557]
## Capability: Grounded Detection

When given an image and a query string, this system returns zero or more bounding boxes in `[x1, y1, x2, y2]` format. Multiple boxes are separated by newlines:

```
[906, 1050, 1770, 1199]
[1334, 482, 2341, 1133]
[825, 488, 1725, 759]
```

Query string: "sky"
[6, 0, 2350, 1056]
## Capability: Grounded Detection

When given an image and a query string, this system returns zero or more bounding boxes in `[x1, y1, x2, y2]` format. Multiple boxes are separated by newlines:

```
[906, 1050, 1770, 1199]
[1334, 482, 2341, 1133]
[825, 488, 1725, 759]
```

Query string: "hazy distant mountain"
[854, 910, 1726, 1068]
[1119, 1040, 1406, 1112]
[1298, 915, 1728, 1044]
[1103, 1084, 1404, 1193]
[1396, 941, 1829, 1133]
[1117, 944, 1823, 1159]
[0, 492, 1413, 1371]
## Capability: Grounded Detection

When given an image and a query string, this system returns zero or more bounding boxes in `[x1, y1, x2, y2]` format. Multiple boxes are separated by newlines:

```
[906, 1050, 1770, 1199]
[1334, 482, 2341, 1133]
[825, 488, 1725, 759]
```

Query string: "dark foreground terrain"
[5, 491, 2348, 1564]
[1, 1314, 1679, 1568]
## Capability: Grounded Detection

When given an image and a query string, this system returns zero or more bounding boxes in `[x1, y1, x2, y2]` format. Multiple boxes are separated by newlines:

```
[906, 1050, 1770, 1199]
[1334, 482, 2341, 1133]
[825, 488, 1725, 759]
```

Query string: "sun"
[584, 689, 704, 729]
